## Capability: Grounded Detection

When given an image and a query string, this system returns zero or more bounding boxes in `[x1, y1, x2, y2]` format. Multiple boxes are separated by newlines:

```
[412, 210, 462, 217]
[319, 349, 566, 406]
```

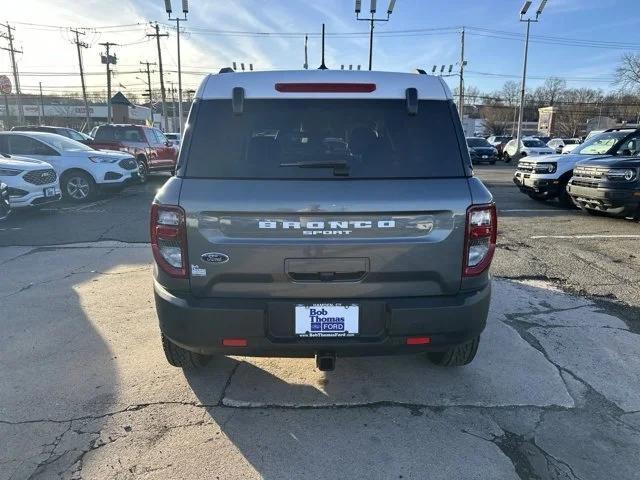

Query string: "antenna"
[303, 35, 309, 69]
[318, 23, 328, 70]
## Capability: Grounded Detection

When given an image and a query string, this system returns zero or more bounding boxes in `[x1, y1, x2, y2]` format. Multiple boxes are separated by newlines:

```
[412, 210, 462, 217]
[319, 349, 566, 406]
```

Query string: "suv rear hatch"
[179, 97, 472, 299]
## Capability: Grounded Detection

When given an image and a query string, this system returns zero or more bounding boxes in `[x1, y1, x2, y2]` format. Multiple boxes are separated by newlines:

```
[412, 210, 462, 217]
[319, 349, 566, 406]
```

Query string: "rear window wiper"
[279, 160, 350, 176]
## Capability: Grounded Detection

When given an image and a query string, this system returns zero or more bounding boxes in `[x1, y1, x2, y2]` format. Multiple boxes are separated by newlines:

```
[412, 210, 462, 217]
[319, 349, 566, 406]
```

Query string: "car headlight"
[534, 162, 557, 174]
[607, 168, 637, 181]
[0, 168, 24, 176]
[88, 156, 119, 164]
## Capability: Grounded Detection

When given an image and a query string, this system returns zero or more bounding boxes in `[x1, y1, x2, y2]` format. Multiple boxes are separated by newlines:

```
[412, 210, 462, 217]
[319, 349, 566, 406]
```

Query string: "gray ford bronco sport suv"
[151, 70, 496, 371]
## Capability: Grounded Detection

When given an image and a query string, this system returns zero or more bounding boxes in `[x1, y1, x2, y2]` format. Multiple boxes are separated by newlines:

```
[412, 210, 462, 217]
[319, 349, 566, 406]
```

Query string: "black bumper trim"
[154, 281, 490, 357]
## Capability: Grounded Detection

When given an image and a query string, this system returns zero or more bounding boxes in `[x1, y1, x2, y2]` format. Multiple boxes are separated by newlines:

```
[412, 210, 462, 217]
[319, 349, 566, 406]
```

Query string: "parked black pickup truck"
[567, 156, 640, 218]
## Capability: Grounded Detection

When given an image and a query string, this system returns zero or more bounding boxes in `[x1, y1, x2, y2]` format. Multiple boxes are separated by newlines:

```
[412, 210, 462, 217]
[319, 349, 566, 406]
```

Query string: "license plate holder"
[295, 304, 359, 337]
[43, 187, 56, 197]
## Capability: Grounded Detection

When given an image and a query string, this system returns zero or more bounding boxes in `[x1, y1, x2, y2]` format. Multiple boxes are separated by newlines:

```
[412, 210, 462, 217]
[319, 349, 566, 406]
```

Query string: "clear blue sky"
[5, 0, 640, 96]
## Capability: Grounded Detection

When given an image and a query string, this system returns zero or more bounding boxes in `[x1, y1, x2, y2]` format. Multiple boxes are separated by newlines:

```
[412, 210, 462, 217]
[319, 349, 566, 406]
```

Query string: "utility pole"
[458, 27, 465, 120]
[147, 23, 169, 131]
[140, 61, 155, 104]
[164, 0, 189, 134]
[99, 42, 117, 123]
[0, 23, 24, 124]
[140, 61, 156, 126]
[355, 0, 398, 71]
[70, 28, 91, 130]
[169, 82, 177, 132]
[39, 82, 45, 124]
[303, 35, 308, 69]
[516, 0, 547, 155]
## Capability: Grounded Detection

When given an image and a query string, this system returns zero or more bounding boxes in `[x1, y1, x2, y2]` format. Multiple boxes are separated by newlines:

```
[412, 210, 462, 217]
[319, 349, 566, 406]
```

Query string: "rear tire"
[427, 336, 480, 367]
[161, 334, 212, 368]
[503, 152, 511, 163]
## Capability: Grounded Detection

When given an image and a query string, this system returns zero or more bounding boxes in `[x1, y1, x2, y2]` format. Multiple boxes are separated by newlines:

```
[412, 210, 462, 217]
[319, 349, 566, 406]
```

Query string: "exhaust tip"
[316, 352, 336, 372]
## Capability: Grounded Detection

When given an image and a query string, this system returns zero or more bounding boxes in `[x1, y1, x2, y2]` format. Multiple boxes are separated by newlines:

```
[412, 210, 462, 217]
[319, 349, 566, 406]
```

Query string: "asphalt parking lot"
[1, 164, 639, 479]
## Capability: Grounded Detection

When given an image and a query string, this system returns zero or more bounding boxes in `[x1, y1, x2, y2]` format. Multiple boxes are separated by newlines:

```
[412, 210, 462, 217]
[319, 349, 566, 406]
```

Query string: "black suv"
[567, 156, 640, 218]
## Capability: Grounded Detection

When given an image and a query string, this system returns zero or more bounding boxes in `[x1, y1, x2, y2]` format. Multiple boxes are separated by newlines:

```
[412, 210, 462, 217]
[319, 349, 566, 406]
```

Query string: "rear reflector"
[406, 336, 431, 345]
[275, 82, 376, 93]
[222, 338, 248, 347]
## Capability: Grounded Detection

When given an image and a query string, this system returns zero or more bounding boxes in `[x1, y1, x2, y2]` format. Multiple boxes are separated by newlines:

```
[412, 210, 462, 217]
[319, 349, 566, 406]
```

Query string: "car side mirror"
[622, 149, 632, 156]
[165, 141, 172, 147]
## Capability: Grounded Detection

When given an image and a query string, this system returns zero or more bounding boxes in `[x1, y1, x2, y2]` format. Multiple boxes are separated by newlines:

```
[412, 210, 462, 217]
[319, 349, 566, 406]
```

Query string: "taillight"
[150, 204, 188, 278]
[463, 204, 497, 277]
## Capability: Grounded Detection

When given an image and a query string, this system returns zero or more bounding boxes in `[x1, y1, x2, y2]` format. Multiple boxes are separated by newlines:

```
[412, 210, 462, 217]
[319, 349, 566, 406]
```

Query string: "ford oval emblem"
[201, 252, 229, 264]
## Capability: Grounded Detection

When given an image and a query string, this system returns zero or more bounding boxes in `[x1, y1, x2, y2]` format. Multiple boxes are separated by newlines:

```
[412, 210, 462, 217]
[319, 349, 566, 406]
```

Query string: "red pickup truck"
[91, 124, 178, 182]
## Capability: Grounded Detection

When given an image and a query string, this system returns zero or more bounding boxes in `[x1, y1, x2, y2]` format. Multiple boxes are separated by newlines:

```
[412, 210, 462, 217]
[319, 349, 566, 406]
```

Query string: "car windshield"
[523, 139, 546, 148]
[467, 138, 491, 148]
[564, 139, 579, 145]
[42, 135, 93, 152]
[573, 131, 629, 155]
[65, 129, 86, 141]
[185, 99, 465, 179]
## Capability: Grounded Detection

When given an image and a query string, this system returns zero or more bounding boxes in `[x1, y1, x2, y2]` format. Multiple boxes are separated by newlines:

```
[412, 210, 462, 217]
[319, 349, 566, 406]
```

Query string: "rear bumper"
[154, 281, 491, 357]
[567, 183, 640, 214]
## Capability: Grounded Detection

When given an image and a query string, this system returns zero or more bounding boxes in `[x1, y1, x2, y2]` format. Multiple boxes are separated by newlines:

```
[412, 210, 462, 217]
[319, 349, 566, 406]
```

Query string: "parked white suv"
[0, 154, 61, 208]
[0, 132, 139, 202]
[503, 137, 554, 162]
[513, 128, 640, 206]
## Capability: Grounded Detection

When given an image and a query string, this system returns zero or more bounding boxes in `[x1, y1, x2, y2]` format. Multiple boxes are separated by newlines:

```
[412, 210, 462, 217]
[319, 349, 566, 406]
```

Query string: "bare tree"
[555, 88, 602, 137]
[615, 53, 640, 92]
[500, 81, 520, 106]
[480, 101, 514, 135]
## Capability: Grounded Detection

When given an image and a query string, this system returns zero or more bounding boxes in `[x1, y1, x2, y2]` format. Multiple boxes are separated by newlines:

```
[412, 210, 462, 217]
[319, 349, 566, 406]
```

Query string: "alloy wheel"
[66, 176, 90, 200]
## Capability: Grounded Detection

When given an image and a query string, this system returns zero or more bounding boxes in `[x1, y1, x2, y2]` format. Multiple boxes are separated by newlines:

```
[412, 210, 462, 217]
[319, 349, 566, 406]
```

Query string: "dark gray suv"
[151, 70, 496, 371]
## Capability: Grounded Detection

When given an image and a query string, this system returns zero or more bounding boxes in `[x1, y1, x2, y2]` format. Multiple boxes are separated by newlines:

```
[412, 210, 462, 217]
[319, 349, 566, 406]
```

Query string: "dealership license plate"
[482, 155, 488, 159]
[295, 304, 359, 337]
[43, 187, 56, 197]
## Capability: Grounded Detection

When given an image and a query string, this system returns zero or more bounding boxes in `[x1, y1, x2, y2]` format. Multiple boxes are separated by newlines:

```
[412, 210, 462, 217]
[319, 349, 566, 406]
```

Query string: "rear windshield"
[523, 139, 546, 147]
[94, 126, 144, 143]
[184, 99, 465, 179]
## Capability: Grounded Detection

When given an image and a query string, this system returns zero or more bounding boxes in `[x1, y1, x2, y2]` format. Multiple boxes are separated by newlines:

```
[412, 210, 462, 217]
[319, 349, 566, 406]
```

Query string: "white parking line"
[500, 209, 565, 213]
[531, 234, 640, 239]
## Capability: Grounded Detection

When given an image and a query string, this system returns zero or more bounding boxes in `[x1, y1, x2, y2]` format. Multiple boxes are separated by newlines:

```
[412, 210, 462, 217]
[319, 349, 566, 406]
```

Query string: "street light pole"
[515, 0, 547, 156]
[165, 0, 188, 135]
[355, 0, 397, 71]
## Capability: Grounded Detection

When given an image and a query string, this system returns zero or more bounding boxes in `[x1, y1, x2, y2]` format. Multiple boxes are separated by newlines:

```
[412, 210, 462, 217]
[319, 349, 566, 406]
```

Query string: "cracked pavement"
[1, 166, 639, 479]
[1, 244, 639, 480]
